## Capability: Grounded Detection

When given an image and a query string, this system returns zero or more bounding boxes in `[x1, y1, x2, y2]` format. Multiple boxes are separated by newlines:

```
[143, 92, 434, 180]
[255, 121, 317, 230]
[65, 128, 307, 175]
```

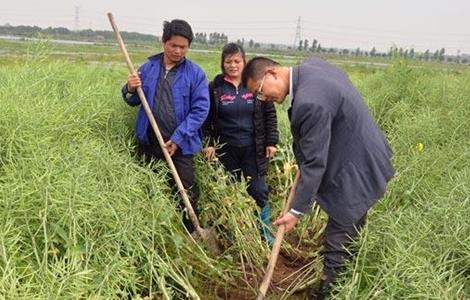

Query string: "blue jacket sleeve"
[121, 65, 146, 106]
[171, 68, 210, 147]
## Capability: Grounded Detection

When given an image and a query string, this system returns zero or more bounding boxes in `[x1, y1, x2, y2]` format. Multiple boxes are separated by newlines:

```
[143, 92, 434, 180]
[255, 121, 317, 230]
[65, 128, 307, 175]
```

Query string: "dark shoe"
[307, 287, 323, 300]
[307, 281, 328, 300]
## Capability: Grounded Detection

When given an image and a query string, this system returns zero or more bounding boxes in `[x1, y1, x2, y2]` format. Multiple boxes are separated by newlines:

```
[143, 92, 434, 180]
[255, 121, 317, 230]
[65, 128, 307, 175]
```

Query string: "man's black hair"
[162, 19, 194, 45]
[242, 56, 280, 86]
[221, 43, 246, 73]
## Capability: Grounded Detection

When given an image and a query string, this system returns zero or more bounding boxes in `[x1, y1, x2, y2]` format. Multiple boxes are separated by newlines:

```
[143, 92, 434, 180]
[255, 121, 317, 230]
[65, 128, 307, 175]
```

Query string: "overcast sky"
[2, 0, 469, 55]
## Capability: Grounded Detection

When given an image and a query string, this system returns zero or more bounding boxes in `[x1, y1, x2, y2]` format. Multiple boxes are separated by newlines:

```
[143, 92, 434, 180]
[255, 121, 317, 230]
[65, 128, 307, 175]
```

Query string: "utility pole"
[74, 5, 80, 31]
[293, 16, 301, 49]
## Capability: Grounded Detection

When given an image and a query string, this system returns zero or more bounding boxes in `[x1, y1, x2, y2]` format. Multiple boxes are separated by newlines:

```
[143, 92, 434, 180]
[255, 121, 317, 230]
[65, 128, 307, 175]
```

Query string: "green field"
[0, 39, 469, 299]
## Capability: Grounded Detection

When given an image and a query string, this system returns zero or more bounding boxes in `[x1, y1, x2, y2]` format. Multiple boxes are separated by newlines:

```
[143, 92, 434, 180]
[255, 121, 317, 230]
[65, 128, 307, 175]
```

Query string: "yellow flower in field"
[283, 161, 298, 174]
[48, 247, 59, 256]
[415, 142, 424, 152]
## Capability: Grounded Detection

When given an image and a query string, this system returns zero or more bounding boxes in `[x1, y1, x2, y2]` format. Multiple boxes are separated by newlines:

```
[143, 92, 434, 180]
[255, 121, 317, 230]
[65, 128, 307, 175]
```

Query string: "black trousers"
[138, 143, 199, 233]
[321, 213, 367, 291]
[217, 143, 268, 208]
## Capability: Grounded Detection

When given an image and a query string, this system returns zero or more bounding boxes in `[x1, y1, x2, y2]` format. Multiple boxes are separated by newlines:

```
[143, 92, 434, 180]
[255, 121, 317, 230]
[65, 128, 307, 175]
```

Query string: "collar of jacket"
[212, 73, 225, 88]
[291, 66, 301, 106]
[211, 72, 262, 112]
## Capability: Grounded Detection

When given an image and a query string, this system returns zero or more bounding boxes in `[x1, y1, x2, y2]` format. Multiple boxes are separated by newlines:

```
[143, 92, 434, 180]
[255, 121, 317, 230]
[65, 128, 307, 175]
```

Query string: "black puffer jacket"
[203, 74, 279, 175]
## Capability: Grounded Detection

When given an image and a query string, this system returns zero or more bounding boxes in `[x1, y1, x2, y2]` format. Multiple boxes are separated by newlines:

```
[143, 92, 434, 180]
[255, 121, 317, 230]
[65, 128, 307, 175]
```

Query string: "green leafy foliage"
[0, 41, 468, 299]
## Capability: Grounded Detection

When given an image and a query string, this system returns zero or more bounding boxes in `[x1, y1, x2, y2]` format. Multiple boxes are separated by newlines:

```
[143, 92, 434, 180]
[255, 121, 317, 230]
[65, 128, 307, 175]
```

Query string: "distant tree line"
[234, 38, 261, 49]
[194, 32, 228, 45]
[0, 25, 232, 46]
[292, 38, 467, 64]
[0, 24, 156, 43]
[1, 24, 467, 64]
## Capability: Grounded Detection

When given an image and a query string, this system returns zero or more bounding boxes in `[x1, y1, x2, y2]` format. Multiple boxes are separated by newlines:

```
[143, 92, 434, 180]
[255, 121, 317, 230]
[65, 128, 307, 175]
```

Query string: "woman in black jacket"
[203, 43, 279, 243]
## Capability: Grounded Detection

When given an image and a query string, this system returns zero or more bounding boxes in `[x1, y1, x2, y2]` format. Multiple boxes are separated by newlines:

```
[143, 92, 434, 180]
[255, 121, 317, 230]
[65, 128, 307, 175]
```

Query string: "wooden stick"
[256, 170, 301, 300]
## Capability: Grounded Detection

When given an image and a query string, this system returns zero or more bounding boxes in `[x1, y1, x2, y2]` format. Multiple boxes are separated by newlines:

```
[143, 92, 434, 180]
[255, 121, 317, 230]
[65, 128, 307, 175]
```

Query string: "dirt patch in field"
[272, 252, 305, 285]
[215, 285, 257, 300]
[213, 248, 319, 299]
[201, 227, 324, 299]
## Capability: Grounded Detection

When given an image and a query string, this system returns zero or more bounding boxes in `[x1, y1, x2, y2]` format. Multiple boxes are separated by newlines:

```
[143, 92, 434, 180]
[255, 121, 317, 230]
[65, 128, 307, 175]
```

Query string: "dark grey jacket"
[290, 57, 394, 225]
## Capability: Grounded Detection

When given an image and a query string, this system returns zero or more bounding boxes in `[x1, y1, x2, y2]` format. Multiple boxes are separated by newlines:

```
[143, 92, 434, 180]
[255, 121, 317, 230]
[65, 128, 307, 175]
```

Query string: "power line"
[1, 11, 468, 53]
[74, 6, 80, 31]
[2, 12, 469, 38]
[302, 19, 470, 38]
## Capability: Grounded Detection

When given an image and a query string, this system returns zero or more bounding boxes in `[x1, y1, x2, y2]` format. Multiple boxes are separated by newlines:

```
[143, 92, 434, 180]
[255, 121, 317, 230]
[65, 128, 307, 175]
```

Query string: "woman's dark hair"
[221, 43, 246, 73]
[162, 19, 193, 45]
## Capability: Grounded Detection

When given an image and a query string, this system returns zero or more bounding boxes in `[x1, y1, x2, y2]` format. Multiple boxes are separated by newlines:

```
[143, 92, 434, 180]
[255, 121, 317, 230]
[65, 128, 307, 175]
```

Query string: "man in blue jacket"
[242, 57, 394, 299]
[122, 19, 209, 233]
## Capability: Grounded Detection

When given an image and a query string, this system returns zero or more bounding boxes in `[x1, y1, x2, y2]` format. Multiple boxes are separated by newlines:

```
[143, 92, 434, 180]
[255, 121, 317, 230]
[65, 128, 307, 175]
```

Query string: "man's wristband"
[289, 208, 304, 218]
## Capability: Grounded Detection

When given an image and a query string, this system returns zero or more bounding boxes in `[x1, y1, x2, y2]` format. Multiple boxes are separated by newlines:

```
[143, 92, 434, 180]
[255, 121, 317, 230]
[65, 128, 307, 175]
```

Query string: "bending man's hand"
[164, 140, 179, 156]
[273, 212, 299, 232]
